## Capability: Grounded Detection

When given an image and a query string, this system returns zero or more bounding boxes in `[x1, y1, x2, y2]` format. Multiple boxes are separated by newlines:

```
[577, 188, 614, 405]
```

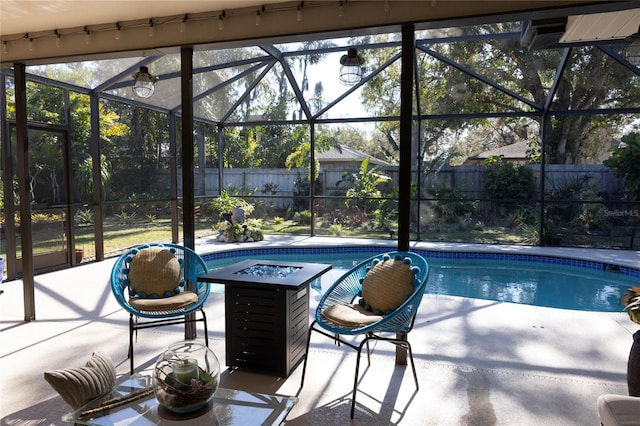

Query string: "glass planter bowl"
[153, 340, 220, 414]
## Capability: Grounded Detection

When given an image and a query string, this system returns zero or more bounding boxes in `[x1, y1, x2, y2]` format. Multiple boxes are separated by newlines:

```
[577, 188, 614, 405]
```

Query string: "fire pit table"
[199, 259, 331, 377]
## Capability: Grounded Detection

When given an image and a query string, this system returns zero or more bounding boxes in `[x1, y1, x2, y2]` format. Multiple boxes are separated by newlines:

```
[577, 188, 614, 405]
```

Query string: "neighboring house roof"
[316, 145, 392, 166]
[465, 141, 529, 164]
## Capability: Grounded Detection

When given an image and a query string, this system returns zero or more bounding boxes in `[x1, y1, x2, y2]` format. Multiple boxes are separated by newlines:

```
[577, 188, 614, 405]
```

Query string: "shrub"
[144, 212, 157, 223]
[575, 180, 606, 230]
[483, 160, 536, 201]
[293, 177, 322, 211]
[545, 174, 604, 226]
[293, 210, 312, 225]
[428, 184, 476, 223]
[604, 132, 640, 200]
[114, 211, 136, 224]
[74, 209, 94, 225]
[329, 223, 344, 236]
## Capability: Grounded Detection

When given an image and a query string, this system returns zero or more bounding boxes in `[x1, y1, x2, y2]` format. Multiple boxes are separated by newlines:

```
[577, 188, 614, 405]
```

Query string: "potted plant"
[262, 182, 279, 194]
[623, 286, 640, 396]
[75, 248, 84, 264]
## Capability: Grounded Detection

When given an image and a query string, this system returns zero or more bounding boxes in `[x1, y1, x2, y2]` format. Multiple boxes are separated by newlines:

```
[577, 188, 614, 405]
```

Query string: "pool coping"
[196, 235, 640, 278]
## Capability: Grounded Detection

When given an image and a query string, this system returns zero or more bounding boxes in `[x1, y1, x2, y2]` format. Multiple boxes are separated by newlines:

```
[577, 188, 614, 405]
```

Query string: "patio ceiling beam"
[3, 71, 85, 94]
[219, 62, 276, 124]
[282, 40, 401, 57]
[175, 60, 274, 116]
[597, 44, 640, 76]
[260, 44, 312, 120]
[551, 106, 640, 116]
[417, 31, 521, 45]
[193, 55, 274, 74]
[106, 55, 273, 91]
[194, 60, 272, 102]
[416, 111, 541, 120]
[98, 92, 173, 115]
[544, 47, 572, 113]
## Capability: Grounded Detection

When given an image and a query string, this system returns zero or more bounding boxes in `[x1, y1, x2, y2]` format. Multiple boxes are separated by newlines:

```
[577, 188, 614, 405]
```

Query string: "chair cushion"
[360, 255, 417, 314]
[129, 290, 198, 312]
[128, 247, 181, 298]
[597, 394, 640, 426]
[43, 352, 117, 410]
[321, 303, 383, 327]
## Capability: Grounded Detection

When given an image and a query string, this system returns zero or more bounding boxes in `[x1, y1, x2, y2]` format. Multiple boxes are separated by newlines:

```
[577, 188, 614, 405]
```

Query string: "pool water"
[429, 260, 634, 312]
[204, 250, 638, 312]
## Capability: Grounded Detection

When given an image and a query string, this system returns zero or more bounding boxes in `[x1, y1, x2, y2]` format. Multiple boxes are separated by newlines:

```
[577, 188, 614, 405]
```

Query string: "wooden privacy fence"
[425, 164, 626, 199]
[169, 164, 626, 202]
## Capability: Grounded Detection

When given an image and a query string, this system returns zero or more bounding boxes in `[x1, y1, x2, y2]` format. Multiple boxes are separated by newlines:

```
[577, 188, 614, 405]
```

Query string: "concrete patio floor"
[1, 236, 639, 425]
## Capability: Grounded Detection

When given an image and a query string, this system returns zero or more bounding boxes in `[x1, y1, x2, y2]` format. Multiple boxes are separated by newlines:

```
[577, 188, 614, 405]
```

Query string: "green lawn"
[0, 216, 635, 269]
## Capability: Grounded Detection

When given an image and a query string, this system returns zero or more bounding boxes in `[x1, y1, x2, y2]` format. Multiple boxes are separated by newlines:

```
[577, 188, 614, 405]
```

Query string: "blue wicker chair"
[110, 243, 210, 374]
[300, 251, 430, 418]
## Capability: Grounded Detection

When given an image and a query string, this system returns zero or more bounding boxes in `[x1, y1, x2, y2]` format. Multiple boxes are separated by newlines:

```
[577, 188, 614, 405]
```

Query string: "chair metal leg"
[128, 315, 135, 375]
[352, 337, 370, 419]
[201, 309, 209, 347]
[365, 339, 371, 365]
[126, 310, 210, 375]
[300, 325, 419, 418]
[407, 341, 419, 389]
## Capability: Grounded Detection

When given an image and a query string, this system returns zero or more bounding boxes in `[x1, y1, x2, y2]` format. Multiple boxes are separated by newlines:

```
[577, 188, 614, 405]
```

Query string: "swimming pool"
[202, 246, 639, 312]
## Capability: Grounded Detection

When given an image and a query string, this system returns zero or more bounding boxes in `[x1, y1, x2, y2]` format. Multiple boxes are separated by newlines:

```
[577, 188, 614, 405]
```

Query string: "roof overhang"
[1, 1, 633, 67]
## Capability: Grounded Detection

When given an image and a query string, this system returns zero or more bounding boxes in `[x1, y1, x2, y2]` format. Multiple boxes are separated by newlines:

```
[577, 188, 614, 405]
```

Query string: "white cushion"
[597, 394, 640, 426]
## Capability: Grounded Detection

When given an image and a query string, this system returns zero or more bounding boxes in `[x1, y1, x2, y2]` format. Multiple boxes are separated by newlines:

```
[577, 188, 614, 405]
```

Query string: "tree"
[361, 24, 640, 165]
[105, 101, 168, 200]
[541, 47, 637, 164]
[75, 154, 111, 202]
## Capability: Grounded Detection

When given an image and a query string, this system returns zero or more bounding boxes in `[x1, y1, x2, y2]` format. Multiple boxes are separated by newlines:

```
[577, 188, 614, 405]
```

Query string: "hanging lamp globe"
[339, 48, 365, 86]
[132, 66, 159, 98]
[623, 27, 640, 67]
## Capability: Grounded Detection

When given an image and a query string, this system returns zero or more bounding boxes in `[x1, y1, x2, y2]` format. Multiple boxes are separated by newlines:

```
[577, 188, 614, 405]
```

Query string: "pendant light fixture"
[623, 26, 640, 67]
[132, 66, 159, 98]
[339, 48, 364, 86]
